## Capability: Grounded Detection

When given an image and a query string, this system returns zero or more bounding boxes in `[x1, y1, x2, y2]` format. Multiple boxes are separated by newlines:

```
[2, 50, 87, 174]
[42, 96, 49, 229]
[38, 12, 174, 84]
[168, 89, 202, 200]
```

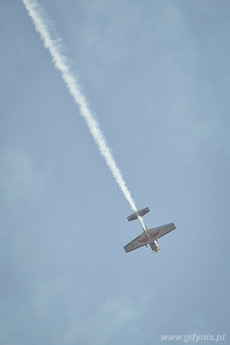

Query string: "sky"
[0, 0, 230, 344]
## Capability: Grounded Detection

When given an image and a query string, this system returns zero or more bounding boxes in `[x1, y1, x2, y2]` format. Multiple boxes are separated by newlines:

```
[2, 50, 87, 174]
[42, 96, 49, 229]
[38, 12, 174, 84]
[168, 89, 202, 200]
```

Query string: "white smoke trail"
[22, 0, 137, 213]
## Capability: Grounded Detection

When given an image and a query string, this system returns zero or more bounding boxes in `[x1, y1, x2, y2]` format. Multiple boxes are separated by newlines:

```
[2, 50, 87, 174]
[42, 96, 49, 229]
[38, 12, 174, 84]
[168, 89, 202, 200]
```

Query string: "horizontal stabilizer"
[127, 207, 150, 221]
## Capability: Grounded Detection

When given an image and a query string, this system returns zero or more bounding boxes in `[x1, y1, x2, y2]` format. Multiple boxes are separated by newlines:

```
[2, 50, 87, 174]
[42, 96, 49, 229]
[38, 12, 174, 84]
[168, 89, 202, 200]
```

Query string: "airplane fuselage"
[149, 240, 159, 252]
[137, 216, 160, 253]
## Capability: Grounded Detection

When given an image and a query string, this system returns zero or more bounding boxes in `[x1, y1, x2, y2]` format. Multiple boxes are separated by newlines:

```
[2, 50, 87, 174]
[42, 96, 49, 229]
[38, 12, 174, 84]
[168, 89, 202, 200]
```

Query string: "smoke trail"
[22, 0, 137, 213]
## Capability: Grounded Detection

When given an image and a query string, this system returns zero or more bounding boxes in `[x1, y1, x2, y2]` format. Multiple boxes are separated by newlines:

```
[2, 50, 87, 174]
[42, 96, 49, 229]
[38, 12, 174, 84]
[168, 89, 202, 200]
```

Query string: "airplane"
[123, 207, 176, 253]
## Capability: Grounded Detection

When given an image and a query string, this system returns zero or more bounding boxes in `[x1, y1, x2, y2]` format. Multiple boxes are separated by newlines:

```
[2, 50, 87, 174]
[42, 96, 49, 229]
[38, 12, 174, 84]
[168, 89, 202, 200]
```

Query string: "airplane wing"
[123, 232, 150, 253]
[123, 222, 176, 253]
[147, 222, 176, 241]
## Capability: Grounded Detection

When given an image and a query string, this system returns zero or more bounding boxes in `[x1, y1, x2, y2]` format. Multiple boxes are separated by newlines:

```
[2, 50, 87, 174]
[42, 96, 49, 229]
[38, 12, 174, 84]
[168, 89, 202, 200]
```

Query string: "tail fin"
[127, 207, 150, 221]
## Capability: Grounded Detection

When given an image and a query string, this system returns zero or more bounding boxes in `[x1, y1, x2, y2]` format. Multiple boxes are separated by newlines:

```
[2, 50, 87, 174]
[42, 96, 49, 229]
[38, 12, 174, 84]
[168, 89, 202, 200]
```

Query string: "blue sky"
[1, 1, 229, 344]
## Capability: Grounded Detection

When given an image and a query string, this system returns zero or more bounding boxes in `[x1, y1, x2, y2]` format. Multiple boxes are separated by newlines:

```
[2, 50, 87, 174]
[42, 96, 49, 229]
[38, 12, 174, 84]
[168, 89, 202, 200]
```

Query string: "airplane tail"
[127, 207, 150, 221]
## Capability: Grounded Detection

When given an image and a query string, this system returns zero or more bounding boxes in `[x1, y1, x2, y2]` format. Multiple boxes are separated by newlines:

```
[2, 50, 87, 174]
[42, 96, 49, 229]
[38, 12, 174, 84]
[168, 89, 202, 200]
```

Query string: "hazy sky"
[1, 1, 229, 344]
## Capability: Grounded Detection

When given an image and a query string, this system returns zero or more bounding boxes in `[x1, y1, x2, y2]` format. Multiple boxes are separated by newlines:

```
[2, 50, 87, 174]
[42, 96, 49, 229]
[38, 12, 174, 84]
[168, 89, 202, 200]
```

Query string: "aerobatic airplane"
[123, 207, 176, 253]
